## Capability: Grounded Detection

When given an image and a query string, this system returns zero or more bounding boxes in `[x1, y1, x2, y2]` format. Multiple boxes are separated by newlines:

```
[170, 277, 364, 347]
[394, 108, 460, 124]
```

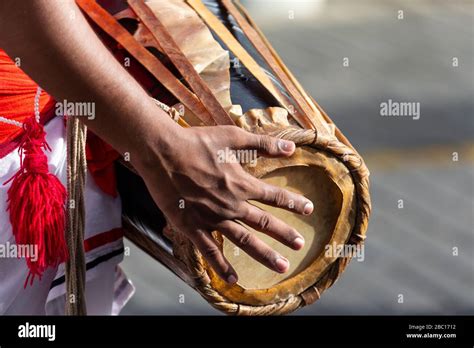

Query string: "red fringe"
[5, 117, 68, 287]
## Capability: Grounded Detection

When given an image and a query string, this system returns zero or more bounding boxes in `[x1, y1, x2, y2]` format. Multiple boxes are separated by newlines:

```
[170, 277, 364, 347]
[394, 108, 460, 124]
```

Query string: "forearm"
[0, 0, 313, 281]
[0, 0, 177, 162]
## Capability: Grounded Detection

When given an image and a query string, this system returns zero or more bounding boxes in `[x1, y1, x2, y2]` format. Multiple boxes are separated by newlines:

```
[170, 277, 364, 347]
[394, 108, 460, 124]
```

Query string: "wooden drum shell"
[77, 0, 371, 315]
[119, 125, 369, 315]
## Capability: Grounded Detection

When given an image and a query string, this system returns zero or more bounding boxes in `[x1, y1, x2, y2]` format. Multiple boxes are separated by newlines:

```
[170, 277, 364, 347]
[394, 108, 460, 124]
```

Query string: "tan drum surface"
[208, 146, 357, 306]
[225, 165, 341, 289]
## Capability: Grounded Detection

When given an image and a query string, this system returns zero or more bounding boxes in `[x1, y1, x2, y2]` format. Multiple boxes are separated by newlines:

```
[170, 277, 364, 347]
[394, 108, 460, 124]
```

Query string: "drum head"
[206, 146, 357, 306]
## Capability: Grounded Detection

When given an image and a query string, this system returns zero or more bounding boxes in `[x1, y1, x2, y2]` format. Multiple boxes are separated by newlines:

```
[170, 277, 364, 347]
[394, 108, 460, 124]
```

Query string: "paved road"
[120, 0, 474, 315]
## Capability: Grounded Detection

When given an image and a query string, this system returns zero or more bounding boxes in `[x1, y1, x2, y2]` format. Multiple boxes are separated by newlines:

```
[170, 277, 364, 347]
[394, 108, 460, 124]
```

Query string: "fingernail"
[278, 140, 295, 153]
[275, 256, 289, 273]
[303, 201, 314, 215]
[227, 274, 237, 284]
[293, 237, 305, 249]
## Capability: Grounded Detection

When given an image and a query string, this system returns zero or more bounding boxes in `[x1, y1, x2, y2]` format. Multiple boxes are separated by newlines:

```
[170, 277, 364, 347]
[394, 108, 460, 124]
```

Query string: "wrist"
[128, 107, 183, 173]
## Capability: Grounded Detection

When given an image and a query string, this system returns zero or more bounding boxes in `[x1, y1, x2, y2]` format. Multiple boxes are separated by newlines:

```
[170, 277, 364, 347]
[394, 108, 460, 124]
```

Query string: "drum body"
[81, 0, 371, 315]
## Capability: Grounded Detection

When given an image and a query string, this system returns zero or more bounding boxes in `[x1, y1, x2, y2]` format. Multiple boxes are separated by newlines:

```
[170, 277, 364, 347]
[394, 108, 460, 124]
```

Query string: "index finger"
[248, 176, 314, 215]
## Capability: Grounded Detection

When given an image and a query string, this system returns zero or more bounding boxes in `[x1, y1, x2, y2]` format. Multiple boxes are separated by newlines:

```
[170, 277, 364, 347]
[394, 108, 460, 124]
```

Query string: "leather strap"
[128, 0, 234, 126]
[221, 0, 329, 132]
[234, 1, 322, 118]
[76, 0, 216, 126]
[233, 1, 337, 137]
[186, 0, 277, 96]
[234, 0, 356, 151]
[186, 0, 315, 130]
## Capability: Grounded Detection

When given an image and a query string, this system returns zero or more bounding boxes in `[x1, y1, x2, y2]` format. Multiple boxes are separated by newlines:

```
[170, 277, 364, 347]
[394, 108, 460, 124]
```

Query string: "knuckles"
[237, 230, 253, 247]
[257, 212, 271, 231]
[201, 244, 221, 260]
[273, 189, 288, 207]
[257, 135, 273, 154]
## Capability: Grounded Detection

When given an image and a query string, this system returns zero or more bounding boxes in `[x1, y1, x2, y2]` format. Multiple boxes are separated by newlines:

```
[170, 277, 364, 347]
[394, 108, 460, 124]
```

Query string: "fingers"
[222, 128, 314, 214]
[190, 229, 238, 284]
[239, 203, 305, 250]
[249, 177, 314, 216]
[251, 134, 295, 158]
[218, 221, 290, 273]
[225, 127, 296, 158]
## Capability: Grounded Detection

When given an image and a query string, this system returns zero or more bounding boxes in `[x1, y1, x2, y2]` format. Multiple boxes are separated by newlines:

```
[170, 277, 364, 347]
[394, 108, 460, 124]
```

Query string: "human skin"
[0, 0, 314, 284]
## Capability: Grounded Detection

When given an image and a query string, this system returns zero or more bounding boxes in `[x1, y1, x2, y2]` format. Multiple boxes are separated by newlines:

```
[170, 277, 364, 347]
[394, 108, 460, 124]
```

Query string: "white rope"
[0, 116, 23, 128]
[0, 86, 43, 128]
[34, 87, 42, 123]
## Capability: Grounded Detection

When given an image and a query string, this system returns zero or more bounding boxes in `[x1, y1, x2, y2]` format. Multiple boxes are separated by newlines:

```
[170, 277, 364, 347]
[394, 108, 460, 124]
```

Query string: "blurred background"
[121, 0, 474, 315]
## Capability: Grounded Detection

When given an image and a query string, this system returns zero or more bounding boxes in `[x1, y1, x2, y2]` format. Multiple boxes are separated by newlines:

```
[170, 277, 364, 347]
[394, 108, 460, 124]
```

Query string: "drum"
[77, 0, 371, 315]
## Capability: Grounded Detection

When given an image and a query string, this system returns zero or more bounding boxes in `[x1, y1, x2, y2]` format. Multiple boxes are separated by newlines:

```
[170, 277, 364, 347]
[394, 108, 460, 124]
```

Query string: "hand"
[133, 125, 314, 284]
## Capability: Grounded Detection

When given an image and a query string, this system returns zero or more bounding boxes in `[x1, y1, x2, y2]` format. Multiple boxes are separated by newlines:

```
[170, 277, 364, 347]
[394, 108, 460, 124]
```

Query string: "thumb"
[249, 134, 296, 157]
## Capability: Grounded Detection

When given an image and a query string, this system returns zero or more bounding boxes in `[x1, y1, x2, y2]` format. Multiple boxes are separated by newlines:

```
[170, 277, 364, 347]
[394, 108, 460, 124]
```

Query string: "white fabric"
[0, 116, 134, 315]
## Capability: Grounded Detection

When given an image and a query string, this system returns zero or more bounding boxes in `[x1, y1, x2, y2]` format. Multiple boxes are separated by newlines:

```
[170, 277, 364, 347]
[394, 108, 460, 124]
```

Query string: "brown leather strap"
[234, 2, 320, 115]
[76, 0, 216, 126]
[221, 0, 330, 133]
[186, 1, 278, 97]
[186, 0, 314, 130]
[232, 0, 337, 138]
[188, 0, 317, 130]
[233, 0, 357, 152]
[128, 0, 234, 126]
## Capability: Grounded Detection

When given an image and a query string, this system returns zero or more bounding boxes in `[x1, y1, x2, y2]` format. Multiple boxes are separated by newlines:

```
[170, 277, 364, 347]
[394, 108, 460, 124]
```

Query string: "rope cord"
[65, 116, 88, 315]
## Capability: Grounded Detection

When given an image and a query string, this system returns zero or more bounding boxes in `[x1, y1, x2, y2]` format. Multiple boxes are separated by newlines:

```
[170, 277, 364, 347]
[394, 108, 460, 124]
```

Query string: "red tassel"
[4, 116, 68, 287]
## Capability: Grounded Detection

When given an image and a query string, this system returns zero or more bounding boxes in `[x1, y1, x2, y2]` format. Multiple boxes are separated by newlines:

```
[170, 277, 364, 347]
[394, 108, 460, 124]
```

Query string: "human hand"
[133, 125, 314, 284]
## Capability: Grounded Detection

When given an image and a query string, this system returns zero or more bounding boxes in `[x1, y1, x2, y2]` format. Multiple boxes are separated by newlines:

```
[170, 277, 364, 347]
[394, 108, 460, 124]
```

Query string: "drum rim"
[177, 127, 371, 315]
[156, 127, 371, 315]
[205, 146, 356, 305]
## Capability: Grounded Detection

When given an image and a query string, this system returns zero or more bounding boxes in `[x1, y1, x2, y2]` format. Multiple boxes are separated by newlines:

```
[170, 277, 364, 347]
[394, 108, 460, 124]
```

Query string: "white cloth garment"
[0, 116, 134, 315]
